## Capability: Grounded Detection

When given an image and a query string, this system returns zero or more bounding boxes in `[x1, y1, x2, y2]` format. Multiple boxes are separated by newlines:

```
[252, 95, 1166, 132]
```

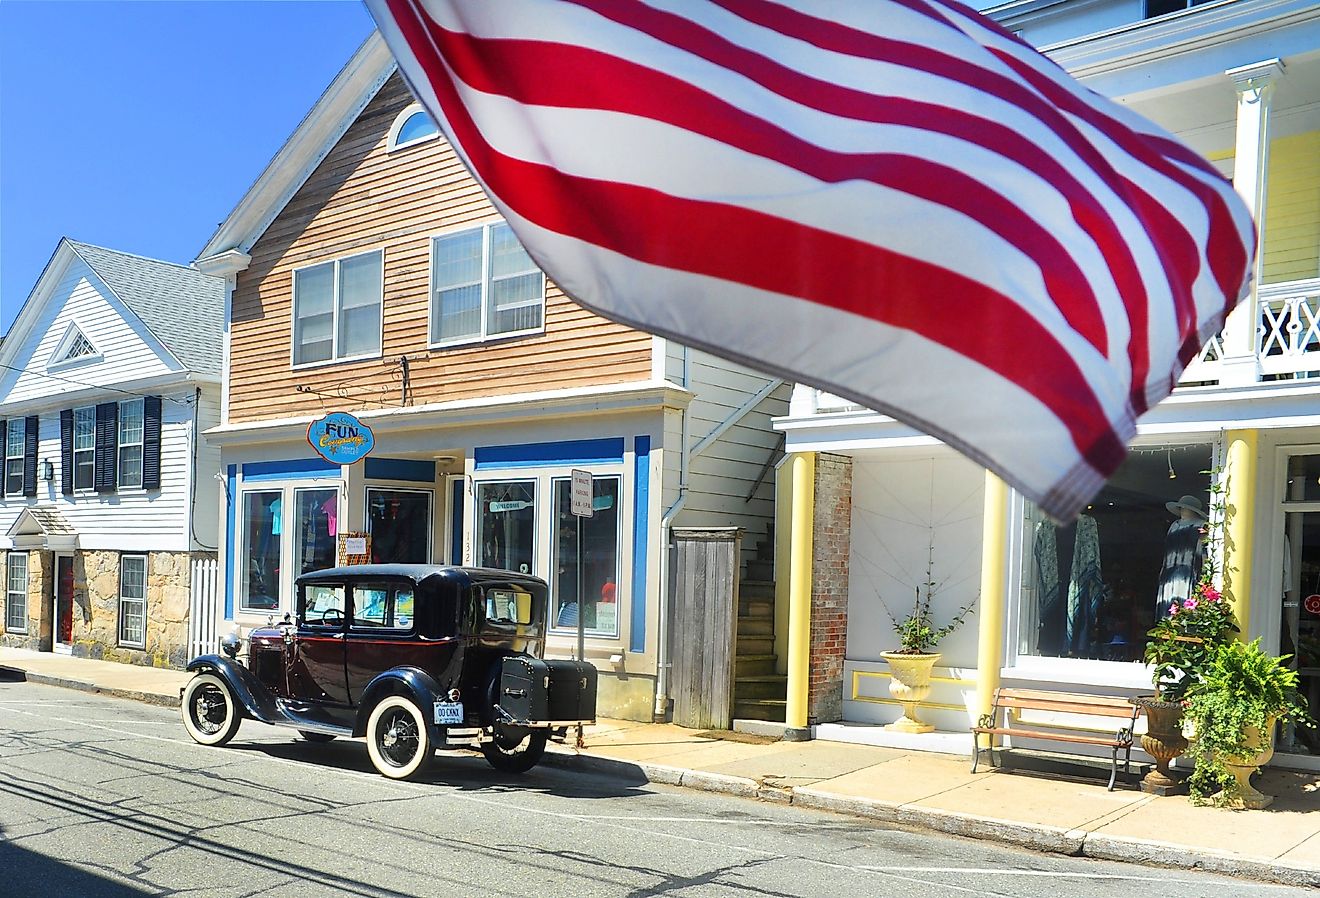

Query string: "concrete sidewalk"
[2, 647, 1316, 887]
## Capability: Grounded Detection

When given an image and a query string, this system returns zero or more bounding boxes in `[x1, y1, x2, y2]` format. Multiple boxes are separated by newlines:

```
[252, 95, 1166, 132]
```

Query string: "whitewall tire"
[181, 672, 242, 747]
[366, 695, 433, 780]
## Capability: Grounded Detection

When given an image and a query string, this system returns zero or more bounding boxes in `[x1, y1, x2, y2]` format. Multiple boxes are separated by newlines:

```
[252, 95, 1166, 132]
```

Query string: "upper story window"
[118, 398, 144, 489]
[4, 419, 24, 496]
[73, 406, 95, 491]
[387, 103, 440, 152]
[292, 249, 383, 367]
[1144, 0, 1215, 18]
[431, 222, 544, 346]
[60, 397, 161, 495]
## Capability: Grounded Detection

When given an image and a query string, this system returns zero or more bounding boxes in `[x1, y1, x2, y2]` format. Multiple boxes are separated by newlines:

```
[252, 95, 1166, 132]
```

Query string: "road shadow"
[226, 738, 654, 798]
[0, 839, 149, 896]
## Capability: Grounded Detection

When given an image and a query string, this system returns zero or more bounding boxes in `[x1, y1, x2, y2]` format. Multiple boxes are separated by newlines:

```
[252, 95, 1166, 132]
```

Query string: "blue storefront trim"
[224, 465, 236, 620]
[241, 457, 339, 482]
[474, 437, 625, 470]
[630, 436, 650, 654]
[450, 478, 464, 565]
[364, 457, 436, 483]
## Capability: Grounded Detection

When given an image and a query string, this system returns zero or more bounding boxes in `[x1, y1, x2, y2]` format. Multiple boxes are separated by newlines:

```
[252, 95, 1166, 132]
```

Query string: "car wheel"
[298, 730, 336, 744]
[366, 695, 433, 780]
[181, 672, 242, 747]
[481, 729, 547, 773]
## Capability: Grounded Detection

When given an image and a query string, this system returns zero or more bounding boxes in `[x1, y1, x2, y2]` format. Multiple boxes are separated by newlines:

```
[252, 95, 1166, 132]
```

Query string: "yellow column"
[785, 452, 815, 733]
[1222, 430, 1259, 636]
[975, 471, 1009, 746]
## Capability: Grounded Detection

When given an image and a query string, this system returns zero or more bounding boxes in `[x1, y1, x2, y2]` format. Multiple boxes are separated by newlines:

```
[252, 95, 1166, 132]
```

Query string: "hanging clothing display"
[1066, 514, 1104, 656]
[1154, 518, 1205, 620]
[1033, 521, 1061, 655]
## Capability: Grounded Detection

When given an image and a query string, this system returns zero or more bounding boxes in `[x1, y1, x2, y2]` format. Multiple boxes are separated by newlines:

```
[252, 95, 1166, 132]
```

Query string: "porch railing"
[1182, 278, 1320, 384]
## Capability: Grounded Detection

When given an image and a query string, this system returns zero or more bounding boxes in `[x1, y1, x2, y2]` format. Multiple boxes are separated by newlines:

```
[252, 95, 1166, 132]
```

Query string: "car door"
[288, 582, 350, 705]
[345, 581, 418, 705]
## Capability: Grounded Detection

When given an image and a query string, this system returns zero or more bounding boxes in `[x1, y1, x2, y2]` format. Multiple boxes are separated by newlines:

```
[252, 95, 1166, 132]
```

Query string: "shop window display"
[242, 491, 283, 611]
[1280, 455, 1320, 756]
[476, 481, 536, 575]
[1020, 444, 1213, 663]
[368, 489, 432, 564]
[551, 476, 620, 636]
[294, 488, 338, 578]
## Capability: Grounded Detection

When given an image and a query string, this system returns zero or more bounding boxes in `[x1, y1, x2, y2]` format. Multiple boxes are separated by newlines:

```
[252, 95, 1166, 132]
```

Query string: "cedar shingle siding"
[228, 75, 652, 424]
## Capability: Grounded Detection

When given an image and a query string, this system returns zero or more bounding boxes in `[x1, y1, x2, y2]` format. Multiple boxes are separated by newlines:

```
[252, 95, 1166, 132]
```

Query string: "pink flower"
[1169, 602, 1181, 616]
[1199, 585, 1221, 602]
[1184, 597, 1199, 611]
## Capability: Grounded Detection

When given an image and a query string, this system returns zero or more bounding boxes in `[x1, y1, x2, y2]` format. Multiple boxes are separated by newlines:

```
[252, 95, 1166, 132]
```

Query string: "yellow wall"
[1263, 130, 1320, 283]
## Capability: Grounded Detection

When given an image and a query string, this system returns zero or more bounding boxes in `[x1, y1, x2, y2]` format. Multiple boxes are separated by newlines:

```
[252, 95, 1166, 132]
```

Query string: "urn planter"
[1129, 696, 1188, 796]
[881, 651, 940, 734]
[1219, 720, 1277, 809]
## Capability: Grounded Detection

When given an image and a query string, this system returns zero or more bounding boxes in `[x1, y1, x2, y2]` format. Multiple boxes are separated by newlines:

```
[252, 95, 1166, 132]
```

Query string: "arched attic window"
[387, 103, 441, 152]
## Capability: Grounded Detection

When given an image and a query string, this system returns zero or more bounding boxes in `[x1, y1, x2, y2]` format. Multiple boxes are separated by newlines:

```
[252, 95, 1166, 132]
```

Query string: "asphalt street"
[0, 679, 1306, 897]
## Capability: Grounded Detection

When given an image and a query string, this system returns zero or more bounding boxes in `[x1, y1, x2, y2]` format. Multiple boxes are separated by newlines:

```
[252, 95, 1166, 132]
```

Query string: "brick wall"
[808, 453, 851, 723]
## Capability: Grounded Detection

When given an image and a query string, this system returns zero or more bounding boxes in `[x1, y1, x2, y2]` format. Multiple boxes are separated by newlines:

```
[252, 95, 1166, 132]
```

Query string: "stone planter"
[1130, 696, 1187, 796]
[881, 651, 940, 734]
[1220, 719, 1277, 809]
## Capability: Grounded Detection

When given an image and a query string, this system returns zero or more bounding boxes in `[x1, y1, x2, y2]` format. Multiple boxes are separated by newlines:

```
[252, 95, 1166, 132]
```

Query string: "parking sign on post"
[571, 469, 594, 519]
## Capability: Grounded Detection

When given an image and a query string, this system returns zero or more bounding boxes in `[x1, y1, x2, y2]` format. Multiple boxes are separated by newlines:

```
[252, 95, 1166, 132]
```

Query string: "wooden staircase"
[732, 525, 786, 722]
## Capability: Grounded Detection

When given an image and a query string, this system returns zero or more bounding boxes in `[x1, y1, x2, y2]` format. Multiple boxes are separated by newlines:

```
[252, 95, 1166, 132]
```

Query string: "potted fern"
[1183, 638, 1313, 808]
[879, 543, 974, 734]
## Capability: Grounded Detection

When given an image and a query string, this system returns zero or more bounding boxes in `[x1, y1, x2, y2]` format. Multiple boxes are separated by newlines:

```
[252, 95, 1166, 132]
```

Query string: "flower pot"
[1219, 719, 1277, 809]
[1130, 696, 1187, 796]
[881, 651, 940, 734]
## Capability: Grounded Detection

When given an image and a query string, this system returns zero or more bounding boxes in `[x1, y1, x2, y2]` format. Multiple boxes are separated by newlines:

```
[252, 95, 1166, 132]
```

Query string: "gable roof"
[66, 241, 224, 376]
[0, 238, 224, 382]
[196, 32, 396, 263]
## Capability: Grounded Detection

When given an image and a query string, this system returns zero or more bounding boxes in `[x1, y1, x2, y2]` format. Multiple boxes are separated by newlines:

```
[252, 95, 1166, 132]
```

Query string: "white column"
[1218, 59, 1285, 386]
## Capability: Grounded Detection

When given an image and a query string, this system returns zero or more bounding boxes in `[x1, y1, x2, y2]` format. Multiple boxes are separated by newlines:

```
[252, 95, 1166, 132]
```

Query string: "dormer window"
[49, 324, 100, 368]
[387, 103, 440, 152]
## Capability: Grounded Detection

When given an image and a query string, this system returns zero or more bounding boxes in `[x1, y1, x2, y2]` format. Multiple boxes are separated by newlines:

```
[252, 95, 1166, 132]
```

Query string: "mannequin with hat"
[1154, 495, 1207, 621]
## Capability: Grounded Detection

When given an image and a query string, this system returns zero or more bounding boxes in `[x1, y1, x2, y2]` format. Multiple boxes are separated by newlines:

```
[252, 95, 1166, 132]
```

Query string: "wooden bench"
[971, 687, 1140, 790]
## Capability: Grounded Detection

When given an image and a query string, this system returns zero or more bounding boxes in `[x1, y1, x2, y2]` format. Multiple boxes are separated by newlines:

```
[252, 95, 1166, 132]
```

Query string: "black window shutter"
[142, 396, 162, 491]
[94, 402, 118, 493]
[60, 410, 73, 496]
[23, 415, 38, 497]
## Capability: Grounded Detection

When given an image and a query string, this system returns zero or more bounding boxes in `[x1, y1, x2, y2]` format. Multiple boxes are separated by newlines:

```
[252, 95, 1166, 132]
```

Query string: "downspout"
[653, 347, 690, 721]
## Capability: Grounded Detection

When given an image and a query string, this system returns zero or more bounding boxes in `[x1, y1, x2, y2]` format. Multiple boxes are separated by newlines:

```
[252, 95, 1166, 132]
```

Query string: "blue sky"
[0, 0, 377, 336]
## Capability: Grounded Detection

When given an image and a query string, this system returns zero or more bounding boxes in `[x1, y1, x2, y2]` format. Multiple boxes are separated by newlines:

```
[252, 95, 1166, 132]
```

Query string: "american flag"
[366, 0, 1255, 521]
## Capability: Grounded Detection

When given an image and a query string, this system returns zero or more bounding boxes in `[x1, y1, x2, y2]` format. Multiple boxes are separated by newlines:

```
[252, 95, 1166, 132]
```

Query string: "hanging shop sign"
[308, 412, 375, 465]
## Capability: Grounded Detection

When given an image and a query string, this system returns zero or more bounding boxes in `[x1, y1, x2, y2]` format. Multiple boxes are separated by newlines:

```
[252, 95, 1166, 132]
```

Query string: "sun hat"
[1165, 495, 1206, 518]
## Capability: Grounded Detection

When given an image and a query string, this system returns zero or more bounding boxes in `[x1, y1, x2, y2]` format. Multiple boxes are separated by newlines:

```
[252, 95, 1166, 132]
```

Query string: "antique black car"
[180, 565, 597, 780]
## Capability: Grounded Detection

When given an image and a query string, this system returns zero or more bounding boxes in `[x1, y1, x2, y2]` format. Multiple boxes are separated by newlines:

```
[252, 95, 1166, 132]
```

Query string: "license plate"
[433, 701, 464, 725]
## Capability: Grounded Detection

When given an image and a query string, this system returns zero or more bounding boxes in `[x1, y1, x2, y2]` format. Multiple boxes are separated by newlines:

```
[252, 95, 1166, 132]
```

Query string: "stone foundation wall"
[808, 453, 851, 724]
[1, 549, 200, 669]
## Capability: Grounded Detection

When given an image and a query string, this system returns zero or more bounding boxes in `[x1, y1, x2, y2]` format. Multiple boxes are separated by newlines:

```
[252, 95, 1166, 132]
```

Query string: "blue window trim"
[242, 457, 339, 482]
[474, 438, 624, 470]
[365, 457, 436, 483]
[630, 436, 650, 653]
[450, 478, 464, 564]
[224, 465, 236, 620]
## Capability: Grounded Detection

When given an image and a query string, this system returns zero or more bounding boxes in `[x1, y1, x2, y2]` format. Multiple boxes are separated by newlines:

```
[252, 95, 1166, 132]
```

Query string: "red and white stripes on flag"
[366, 0, 1255, 521]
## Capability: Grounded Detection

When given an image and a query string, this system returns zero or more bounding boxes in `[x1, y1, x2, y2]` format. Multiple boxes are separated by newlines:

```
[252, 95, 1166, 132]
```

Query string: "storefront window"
[476, 480, 536, 574]
[1019, 443, 1213, 663]
[241, 490, 283, 611]
[368, 488, 432, 564]
[1279, 454, 1320, 755]
[550, 476, 620, 636]
[294, 488, 338, 577]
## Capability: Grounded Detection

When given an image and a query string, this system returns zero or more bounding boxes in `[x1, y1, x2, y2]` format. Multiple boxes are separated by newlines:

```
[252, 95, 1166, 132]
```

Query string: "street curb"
[792, 787, 1086, 855]
[1081, 833, 1320, 889]
[1, 667, 179, 709]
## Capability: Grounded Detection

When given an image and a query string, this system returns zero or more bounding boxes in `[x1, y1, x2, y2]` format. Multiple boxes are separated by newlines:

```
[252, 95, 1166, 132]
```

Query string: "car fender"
[353, 667, 446, 739]
[185, 655, 281, 723]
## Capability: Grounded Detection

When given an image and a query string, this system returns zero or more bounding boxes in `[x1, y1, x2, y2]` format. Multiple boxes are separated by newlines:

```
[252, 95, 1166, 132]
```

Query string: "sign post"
[570, 469, 593, 748]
